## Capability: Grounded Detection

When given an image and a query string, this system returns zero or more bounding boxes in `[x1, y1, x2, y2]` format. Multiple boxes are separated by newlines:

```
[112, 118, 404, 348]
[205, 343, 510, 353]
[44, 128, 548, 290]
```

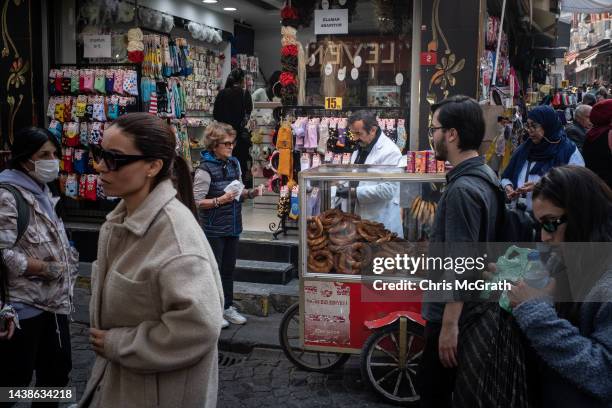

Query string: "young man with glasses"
[419, 96, 506, 407]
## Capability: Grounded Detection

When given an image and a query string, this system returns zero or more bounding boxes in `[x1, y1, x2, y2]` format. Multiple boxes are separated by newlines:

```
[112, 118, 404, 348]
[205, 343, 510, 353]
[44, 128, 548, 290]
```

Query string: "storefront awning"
[560, 0, 612, 13]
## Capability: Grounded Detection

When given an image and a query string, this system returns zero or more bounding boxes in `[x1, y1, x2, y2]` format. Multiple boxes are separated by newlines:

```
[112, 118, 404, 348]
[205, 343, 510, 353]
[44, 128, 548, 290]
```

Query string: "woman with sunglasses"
[80, 113, 224, 408]
[193, 121, 263, 329]
[501, 105, 584, 211]
[0, 127, 79, 405]
[508, 166, 612, 407]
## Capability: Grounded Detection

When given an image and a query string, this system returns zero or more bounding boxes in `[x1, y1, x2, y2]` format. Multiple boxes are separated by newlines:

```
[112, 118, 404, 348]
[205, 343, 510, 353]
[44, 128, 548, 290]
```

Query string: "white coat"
[349, 132, 403, 237]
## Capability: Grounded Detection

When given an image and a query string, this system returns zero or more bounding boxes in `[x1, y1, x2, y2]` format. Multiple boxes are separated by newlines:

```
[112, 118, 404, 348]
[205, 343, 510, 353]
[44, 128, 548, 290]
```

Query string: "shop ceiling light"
[223, 7, 237, 11]
[203, 0, 218, 3]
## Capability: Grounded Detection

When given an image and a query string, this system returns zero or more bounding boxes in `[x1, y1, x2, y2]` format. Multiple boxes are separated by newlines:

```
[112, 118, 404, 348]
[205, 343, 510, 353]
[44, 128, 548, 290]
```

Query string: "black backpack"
[463, 166, 537, 243]
[0, 184, 30, 244]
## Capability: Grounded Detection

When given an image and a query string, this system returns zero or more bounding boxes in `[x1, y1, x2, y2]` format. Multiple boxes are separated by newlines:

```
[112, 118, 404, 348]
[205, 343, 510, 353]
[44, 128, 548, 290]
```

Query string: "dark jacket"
[198, 152, 242, 238]
[213, 87, 252, 132]
[565, 122, 587, 151]
[422, 156, 500, 323]
[513, 270, 612, 407]
[583, 131, 612, 189]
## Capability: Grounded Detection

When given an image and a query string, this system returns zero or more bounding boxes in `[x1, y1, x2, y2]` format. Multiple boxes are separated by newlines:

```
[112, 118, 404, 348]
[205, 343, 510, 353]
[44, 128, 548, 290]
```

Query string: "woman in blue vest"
[194, 121, 262, 328]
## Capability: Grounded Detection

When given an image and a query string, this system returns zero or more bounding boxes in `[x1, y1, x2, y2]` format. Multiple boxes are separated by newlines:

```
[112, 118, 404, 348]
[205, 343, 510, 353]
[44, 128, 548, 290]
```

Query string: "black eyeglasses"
[428, 126, 445, 137]
[90, 144, 155, 171]
[217, 141, 236, 148]
[538, 215, 567, 233]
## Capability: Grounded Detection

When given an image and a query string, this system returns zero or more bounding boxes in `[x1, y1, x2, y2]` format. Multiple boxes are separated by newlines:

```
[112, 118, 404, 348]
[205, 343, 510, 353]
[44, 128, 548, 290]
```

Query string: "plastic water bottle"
[523, 251, 550, 289]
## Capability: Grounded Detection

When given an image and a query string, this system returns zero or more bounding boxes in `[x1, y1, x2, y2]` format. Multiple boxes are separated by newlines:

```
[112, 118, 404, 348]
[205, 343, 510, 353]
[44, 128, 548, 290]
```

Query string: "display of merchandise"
[233, 54, 259, 75]
[480, 14, 518, 102]
[185, 46, 222, 112]
[141, 77, 186, 119]
[280, 25, 298, 105]
[47, 66, 139, 202]
[141, 34, 221, 116]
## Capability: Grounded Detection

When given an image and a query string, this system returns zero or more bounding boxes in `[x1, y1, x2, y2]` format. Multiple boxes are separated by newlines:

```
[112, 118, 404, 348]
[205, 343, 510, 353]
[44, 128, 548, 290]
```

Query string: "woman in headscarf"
[501, 105, 584, 211]
[582, 99, 612, 188]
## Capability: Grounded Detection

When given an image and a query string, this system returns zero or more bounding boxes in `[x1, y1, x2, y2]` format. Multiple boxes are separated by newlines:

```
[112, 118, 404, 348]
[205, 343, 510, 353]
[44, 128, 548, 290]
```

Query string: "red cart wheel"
[361, 321, 424, 406]
[279, 303, 350, 372]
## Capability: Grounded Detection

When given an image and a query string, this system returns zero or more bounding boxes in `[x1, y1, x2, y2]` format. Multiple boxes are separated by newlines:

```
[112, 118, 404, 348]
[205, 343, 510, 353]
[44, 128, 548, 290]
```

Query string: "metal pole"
[491, 0, 507, 101]
[410, 0, 422, 151]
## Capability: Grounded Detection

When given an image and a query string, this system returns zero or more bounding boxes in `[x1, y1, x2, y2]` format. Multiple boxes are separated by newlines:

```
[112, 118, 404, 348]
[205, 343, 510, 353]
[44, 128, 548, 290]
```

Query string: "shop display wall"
[46, 64, 141, 220]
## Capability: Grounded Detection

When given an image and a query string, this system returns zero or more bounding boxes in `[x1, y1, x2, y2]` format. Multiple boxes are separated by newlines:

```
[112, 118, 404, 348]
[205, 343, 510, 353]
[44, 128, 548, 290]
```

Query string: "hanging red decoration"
[281, 45, 298, 57]
[280, 72, 297, 87]
[281, 4, 298, 20]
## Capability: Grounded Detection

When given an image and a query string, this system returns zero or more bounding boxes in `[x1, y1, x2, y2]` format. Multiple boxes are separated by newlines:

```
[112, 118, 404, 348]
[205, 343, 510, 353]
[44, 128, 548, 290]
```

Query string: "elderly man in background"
[565, 104, 592, 151]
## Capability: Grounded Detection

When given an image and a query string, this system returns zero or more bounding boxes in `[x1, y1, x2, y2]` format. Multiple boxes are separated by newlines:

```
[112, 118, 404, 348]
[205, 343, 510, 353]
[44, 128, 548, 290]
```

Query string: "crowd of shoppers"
[0, 70, 609, 407]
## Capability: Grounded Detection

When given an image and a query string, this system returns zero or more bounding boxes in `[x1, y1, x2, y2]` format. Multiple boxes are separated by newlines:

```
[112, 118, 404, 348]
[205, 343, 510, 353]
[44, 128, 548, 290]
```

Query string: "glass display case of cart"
[299, 164, 445, 280]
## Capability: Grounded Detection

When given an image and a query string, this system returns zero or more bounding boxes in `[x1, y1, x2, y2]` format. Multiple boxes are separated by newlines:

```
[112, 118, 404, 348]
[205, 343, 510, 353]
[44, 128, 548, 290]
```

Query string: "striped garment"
[453, 303, 533, 408]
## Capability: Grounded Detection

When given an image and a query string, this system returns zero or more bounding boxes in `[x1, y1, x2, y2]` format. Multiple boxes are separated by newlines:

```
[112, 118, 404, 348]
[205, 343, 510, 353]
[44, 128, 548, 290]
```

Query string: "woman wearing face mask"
[508, 166, 612, 407]
[501, 106, 584, 211]
[0, 127, 79, 403]
[79, 113, 223, 408]
[194, 121, 263, 329]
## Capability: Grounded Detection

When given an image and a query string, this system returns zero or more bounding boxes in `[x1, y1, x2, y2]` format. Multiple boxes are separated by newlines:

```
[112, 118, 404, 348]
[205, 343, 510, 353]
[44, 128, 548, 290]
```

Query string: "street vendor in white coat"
[335, 110, 403, 237]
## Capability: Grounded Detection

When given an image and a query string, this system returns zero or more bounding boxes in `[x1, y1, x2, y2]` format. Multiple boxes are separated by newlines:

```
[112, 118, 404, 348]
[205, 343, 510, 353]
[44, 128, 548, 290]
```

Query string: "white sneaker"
[223, 306, 247, 325]
[221, 318, 230, 329]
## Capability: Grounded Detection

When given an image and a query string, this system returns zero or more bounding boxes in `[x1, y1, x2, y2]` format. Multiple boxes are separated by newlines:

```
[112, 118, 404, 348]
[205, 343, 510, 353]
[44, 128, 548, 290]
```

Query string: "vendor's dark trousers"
[0, 312, 71, 408]
[208, 236, 239, 309]
[417, 322, 456, 408]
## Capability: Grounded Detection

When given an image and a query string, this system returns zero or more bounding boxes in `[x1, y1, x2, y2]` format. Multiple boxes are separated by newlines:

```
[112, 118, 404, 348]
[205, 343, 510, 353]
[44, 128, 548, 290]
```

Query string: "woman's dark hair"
[431, 95, 485, 151]
[109, 113, 197, 218]
[225, 68, 246, 89]
[533, 165, 612, 242]
[9, 127, 61, 170]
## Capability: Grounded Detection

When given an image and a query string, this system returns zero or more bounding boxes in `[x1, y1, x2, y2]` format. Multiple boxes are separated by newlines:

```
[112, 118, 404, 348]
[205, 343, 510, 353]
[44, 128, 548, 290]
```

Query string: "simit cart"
[279, 165, 445, 406]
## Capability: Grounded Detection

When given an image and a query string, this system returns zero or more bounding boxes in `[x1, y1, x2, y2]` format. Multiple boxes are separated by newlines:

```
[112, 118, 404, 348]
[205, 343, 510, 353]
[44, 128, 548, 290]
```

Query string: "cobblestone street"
[65, 322, 395, 408]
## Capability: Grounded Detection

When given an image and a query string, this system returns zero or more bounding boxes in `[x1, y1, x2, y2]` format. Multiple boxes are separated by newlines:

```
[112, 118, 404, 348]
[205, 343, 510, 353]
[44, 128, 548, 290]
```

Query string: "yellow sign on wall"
[325, 97, 343, 110]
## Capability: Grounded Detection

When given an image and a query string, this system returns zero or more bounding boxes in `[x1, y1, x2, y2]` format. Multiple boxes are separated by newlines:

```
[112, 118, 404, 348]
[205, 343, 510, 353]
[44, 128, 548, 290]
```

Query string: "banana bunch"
[410, 196, 437, 225]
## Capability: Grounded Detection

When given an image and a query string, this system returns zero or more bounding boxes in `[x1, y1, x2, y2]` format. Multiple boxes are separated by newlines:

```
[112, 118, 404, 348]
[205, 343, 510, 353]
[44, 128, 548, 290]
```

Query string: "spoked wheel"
[361, 320, 425, 406]
[279, 302, 350, 372]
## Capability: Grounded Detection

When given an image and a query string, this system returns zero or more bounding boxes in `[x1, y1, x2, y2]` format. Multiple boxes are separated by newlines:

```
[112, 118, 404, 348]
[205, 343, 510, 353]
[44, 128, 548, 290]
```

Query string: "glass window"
[304, 0, 413, 108]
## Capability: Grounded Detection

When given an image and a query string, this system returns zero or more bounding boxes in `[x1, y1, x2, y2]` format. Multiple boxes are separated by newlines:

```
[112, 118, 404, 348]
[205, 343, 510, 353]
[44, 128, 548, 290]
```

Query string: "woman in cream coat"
[79, 113, 224, 408]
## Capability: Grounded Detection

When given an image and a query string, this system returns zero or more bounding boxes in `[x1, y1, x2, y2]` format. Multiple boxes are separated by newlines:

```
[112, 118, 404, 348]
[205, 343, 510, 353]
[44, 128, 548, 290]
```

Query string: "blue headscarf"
[502, 106, 576, 187]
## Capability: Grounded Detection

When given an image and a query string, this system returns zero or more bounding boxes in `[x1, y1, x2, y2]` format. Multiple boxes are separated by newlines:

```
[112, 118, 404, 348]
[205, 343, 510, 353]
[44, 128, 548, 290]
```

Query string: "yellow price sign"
[325, 97, 343, 110]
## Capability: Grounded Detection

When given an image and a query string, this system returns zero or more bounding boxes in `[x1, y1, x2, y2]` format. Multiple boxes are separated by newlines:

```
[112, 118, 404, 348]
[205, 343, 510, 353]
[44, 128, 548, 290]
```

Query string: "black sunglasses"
[217, 141, 236, 148]
[538, 215, 567, 233]
[90, 144, 155, 171]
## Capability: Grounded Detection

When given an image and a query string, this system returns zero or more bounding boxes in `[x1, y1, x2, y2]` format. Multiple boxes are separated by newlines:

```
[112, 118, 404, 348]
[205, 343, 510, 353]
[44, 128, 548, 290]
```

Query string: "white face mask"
[29, 159, 60, 183]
